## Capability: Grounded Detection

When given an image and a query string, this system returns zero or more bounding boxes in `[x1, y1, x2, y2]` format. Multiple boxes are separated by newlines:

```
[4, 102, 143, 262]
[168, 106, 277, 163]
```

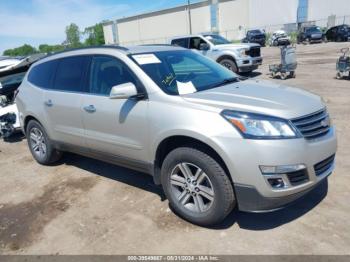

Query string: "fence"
[117, 15, 350, 46]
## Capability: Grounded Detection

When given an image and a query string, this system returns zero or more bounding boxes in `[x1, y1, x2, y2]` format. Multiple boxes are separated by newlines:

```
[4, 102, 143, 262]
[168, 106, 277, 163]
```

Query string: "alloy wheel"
[170, 162, 215, 213]
[29, 127, 47, 159]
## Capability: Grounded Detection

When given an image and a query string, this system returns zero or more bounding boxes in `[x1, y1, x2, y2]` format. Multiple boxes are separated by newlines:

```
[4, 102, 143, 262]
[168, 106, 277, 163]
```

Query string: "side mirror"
[199, 43, 210, 51]
[109, 82, 138, 99]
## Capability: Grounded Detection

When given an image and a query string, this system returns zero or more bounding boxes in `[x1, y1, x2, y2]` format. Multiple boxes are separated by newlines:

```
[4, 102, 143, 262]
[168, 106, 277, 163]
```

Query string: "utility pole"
[187, 0, 192, 34]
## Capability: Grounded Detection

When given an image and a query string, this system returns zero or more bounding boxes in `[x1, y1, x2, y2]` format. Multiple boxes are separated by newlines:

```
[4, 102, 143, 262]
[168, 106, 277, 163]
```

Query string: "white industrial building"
[102, 0, 350, 45]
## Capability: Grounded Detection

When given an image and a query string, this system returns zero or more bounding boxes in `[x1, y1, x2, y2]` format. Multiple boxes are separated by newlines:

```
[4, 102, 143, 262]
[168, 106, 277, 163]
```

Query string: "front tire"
[26, 120, 62, 165]
[161, 147, 235, 226]
[280, 72, 287, 80]
[219, 58, 238, 74]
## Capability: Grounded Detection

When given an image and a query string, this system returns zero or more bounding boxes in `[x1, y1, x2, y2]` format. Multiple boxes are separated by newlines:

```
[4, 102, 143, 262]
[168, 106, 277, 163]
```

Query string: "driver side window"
[189, 37, 207, 50]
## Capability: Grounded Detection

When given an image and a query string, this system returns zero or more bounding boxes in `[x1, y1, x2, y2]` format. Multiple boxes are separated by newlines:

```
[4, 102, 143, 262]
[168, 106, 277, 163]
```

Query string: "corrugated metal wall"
[308, 0, 350, 27]
[103, 0, 350, 44]
[115, 2, 211, 46]
[249, 0, 299, 29]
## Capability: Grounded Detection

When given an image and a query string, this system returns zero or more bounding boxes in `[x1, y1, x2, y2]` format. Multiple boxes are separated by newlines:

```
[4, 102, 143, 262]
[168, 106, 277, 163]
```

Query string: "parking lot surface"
[0, 42, 349, 255]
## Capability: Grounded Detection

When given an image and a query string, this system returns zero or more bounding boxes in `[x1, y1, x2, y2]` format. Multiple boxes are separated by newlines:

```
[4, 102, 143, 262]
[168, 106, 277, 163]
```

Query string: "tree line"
[3, 23, 105, 56]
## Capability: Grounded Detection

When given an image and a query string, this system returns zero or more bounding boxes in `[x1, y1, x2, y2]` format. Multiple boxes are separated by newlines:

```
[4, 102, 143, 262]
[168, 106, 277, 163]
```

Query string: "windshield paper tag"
[177, 81, 197, 95]
[132, 54, 161, 65]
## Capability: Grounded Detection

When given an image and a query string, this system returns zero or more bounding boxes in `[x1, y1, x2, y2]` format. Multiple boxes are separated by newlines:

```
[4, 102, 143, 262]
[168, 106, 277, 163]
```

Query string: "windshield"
[306, 27, 322, 34]
[203, 34, 231, 45]
[340, 25, 349, 31]
[249, 30, 263, 35]
[0, 72, 26, 87]
[130, 50, 238, 96]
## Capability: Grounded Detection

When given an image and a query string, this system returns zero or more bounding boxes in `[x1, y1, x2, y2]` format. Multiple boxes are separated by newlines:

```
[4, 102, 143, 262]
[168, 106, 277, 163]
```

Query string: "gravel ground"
[0, 42, 349, 255]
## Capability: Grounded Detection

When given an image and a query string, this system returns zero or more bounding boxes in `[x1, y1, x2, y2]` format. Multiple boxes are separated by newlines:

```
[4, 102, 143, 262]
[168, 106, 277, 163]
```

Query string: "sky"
[0, 0, 196, 54]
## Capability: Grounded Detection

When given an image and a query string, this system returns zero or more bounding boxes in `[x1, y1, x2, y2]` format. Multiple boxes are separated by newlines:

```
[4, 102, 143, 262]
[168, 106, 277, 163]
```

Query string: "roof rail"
[140, 44, 174, 47]
[45, 45, 129, 58]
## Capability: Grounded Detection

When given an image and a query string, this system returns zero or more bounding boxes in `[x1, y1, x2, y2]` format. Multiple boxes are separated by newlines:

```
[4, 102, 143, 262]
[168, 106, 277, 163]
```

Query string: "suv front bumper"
[212, 126, 337, 212]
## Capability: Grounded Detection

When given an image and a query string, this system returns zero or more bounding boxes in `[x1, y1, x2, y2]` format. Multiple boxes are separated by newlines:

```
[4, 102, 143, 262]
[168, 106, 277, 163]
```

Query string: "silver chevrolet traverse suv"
[16, 45, 337, 226]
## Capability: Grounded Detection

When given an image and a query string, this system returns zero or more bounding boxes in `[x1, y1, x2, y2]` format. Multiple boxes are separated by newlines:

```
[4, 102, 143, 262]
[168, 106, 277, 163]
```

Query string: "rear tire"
[161, 147, 235, 226]
[26, 120, 62, 165]
[219, 58, 238, 74]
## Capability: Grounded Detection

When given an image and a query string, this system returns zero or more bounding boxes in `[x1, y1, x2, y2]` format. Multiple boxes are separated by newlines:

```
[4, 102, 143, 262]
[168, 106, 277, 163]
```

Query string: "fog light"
[267, 178, 285, 189]
[260, 164, 306, 174]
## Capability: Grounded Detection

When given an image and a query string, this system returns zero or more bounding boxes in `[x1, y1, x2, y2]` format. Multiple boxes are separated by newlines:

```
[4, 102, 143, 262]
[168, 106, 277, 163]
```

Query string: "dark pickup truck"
[326, 25, 350, 42]
[297, 26, 324, 44]
[242, 29, 266, 47]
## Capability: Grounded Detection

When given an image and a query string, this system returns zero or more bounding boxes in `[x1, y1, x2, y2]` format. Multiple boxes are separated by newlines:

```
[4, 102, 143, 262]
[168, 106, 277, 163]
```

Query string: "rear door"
[81, 55, 149, 162]
[43, 55, 90, 147]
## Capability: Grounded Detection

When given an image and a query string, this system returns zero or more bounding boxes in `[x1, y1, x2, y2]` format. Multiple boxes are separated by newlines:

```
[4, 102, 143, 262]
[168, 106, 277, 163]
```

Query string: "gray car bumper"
[235, 174, 331, 212]
[237, 57, 263, 73]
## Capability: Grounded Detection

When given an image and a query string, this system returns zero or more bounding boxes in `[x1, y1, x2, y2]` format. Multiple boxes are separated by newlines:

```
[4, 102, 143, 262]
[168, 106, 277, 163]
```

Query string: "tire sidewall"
[161, 147, 234, 225]
[219, 59, 238, 73]
[26, 120, 54, 164]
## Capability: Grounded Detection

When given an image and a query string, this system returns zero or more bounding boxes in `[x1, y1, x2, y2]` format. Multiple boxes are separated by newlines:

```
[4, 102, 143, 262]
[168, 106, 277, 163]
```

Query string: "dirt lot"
[0, 42, 349, 255]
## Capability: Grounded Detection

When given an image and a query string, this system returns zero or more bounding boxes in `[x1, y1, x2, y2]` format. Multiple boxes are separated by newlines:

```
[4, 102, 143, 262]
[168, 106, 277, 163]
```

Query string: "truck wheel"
[280, 72, 287, 80]
[161, 147, 235, 226]
[336, 72, 342, 79]
[219, 58, 238, 74]
[26, 120, 62, 165]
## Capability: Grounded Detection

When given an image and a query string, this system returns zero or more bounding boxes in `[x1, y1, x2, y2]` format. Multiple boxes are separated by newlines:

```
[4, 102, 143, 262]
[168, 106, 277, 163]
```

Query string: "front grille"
[287, 169, 309, 186]
[314, 155, 335, 176]
[246, 47, 261, 57]
[291, 108, 330, 140]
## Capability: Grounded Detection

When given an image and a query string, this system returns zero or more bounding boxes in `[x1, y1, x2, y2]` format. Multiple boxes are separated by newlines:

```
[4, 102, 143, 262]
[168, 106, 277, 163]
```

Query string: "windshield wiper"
[211, 77, 238, 88]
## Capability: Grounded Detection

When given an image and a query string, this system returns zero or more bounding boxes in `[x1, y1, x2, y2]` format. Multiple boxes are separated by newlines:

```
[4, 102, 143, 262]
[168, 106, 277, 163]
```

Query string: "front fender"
[215, 50, 239, 62]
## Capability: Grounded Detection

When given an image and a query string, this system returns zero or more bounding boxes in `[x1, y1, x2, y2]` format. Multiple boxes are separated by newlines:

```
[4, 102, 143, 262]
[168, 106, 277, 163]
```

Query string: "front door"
[81, 55, 149, 162]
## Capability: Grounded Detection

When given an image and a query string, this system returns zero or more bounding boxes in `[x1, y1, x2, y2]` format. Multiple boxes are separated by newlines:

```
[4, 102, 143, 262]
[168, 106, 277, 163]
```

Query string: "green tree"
[84, 23, 105, 46]
[65, 23, 82, 48]
[3, 44, 37, 56]
[38, 44, 65, 53]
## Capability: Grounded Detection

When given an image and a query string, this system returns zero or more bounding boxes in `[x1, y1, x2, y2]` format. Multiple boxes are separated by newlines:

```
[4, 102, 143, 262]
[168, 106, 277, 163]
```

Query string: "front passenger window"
[89, 56, 138, 96]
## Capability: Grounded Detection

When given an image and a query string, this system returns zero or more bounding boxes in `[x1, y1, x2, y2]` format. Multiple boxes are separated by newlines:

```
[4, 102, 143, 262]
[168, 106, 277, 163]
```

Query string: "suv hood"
[182, 79, 324, 119]
[213, 43, 259, 50]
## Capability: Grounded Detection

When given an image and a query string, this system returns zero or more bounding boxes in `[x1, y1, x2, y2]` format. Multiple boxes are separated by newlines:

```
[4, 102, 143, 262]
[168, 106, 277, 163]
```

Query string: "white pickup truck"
[170, 34, 263, 74]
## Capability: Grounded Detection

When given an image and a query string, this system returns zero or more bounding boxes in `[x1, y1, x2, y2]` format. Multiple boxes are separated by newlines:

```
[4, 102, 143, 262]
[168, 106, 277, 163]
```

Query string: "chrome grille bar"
[291, 108, 330, 140]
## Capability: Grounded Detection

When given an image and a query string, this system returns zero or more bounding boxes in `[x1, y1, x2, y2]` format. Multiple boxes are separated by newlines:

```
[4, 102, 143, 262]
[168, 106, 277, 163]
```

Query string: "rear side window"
[171, 38, 189, 48]
[28, 60, 58, 89]
[53, 56, 90, 92]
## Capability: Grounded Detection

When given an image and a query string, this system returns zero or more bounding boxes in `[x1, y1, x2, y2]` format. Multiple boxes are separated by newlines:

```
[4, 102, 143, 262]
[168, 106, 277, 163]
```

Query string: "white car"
[0, 54, 45, 138]
[269, 30, 291, 46]
[170, 34, 263, 74]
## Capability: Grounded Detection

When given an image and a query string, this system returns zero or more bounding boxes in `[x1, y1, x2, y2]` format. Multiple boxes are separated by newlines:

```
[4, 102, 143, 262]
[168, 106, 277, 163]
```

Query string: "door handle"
[44, 99, 53, 107]
[83, 105, 96, 113]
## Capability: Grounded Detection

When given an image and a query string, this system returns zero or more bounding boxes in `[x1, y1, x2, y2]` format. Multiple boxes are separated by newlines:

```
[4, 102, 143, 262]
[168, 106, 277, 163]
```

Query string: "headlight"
[237, 48, 248, 57]
[221, 110, 300, 139]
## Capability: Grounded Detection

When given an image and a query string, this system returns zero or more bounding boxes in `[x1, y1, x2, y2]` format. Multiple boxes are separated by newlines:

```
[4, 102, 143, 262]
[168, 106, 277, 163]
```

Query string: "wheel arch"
[216, 54, 237, 64]
[153, 135, 233, 187]
[23, 115, 43, 135]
